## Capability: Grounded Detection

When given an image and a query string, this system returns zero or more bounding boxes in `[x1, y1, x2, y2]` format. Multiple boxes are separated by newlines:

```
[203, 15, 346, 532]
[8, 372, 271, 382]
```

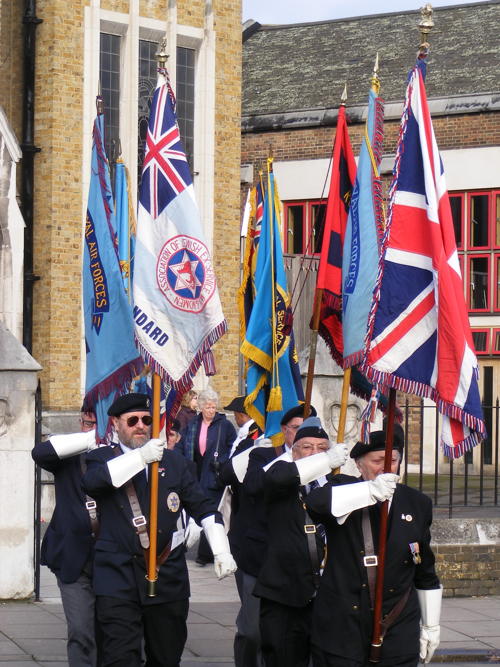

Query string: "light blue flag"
[342, 87, 385, 367]
[241, 163, 304, 444]
[115, 158, 135, 299]
[83, 100, 143, 440]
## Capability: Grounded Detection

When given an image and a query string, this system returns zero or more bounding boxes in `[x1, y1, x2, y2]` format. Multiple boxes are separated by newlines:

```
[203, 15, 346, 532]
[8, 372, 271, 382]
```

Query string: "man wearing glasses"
[252, 416, 348, 667]
[32, 406, 99, 666]
[83, 393, 236, 667]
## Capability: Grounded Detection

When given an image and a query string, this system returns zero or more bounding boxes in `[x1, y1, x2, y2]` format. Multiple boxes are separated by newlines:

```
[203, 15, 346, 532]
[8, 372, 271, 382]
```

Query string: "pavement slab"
[0, 565, 498, 665]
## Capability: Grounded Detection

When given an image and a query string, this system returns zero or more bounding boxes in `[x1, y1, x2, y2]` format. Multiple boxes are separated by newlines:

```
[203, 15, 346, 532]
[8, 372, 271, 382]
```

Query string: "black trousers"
[312, 645, 418, 667]
[96, 596, 188, 667]
[259, 597, 313, 667]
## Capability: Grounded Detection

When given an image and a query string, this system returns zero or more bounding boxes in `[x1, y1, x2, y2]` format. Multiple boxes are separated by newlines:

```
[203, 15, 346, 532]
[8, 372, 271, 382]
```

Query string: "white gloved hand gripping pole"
[106, 439, 164, 488]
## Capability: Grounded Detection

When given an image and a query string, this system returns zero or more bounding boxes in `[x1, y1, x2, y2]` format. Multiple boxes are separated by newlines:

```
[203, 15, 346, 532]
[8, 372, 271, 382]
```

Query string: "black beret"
[107, 393, 152, 417]
[170, 418, 181, 432]
[293, 416, 329, 444]
[280, 404, 317, 425]
[350, 423, 405, 459]
[224, 395, 247, 413]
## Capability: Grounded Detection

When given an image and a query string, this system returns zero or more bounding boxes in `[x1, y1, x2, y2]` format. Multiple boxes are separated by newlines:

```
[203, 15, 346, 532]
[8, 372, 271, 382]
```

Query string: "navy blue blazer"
[220, 435, 269, 577]
[32, 440, 94, 584]
[83, 445, 218, 605]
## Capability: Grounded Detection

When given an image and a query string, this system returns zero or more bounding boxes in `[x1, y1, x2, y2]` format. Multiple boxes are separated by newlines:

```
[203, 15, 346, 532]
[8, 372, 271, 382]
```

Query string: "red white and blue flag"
[364, 58, 486, 458]
[133, 70, 227, 405]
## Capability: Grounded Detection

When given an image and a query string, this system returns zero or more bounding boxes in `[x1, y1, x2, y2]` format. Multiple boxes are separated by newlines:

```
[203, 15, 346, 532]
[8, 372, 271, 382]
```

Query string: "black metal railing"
[401, 399, 499, 518]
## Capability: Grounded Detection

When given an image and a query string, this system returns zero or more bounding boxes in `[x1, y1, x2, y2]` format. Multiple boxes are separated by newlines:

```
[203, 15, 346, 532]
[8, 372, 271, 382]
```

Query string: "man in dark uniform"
[306, 427, 442, 667]
[32, 408, 99, 666]
[253, 416, 348, 667]
[220, 395, 264, 667]
[82, 393, 236, 667]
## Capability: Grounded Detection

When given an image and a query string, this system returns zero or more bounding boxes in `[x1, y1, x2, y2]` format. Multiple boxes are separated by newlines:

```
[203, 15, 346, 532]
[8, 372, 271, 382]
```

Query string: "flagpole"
[305, 86, 351, 466]
[145, 38, 169, 597]
[146, 372, 162, 596]
[369, 10, 434, 657]
[369, 387, 395, 661]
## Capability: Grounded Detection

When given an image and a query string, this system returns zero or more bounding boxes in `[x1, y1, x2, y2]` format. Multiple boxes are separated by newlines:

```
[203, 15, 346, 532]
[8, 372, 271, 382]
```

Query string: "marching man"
[83, 393, 236, 667]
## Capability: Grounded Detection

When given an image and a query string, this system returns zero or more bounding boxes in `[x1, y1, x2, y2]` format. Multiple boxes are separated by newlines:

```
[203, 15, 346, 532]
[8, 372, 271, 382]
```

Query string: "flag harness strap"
[112, 446, 172, 572]
[79, 455, 99, 539]
[299, 491, 323, 591]
[361, 507, 411, 641]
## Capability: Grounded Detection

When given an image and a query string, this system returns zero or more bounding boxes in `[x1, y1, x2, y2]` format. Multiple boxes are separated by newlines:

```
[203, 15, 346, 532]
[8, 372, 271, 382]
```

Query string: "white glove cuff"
[107, 449, 145, 488]
[294, 452, 331, 485]
[201, 515, 230, 556]
[232, 448, 253, 483]
[331, 481, 375, 524]
[50, 430, 96, 458]
[417, 586, 443, 627]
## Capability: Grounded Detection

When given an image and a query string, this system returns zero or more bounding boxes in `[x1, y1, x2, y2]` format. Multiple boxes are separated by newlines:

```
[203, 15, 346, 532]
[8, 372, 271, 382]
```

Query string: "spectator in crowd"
[177, 387, 236, 565]
[176, 390, 198, 432]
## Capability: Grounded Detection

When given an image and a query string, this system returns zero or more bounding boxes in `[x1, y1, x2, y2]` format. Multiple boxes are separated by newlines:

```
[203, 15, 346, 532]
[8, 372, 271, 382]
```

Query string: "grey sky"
[243, 0, 491, 24]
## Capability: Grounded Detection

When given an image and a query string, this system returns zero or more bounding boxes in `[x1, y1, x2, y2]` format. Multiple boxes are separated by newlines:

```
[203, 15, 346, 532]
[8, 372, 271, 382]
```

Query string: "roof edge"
[242, 92, 500, 132]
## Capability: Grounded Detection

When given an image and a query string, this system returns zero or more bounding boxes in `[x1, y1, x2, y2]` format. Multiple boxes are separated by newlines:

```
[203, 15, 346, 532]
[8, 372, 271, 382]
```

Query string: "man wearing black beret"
[305, 425, 442, 666]
[252, 416, 348, 667]
[83, 393, 237, 667]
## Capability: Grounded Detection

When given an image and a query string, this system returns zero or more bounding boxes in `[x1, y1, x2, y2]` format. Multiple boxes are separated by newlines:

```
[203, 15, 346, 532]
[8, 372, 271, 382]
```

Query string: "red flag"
[315, 105, 357, 365]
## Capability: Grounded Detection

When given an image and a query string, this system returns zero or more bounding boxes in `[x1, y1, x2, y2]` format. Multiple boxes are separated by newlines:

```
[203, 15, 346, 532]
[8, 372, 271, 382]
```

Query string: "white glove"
[418, 587, 442, 663]
[214, 552, 238, 580]
[327, 443, 348, 469]
[368, 473, 399, 502]
[184, 517, 202, 549]
[294, 451, 332, 485]
[107, 439, 164, 488]
[257, 437, 274, 447]
[50, 429, 97, 458]
[201, 515, 237, 580]
[139, 439, 165, 464]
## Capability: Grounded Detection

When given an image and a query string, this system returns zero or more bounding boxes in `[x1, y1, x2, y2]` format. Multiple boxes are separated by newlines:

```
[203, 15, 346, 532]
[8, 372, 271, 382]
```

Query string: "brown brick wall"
[209, 0, 242, 406]
[32, 0, 85, 410]
[242, 112, 500, 177]
[1, 0, 242, 412]
[434, 544, 500, 597]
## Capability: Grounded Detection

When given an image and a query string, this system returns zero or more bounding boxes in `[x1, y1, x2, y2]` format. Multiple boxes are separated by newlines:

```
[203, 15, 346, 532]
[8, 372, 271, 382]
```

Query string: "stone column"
[0, 322, 41, 598]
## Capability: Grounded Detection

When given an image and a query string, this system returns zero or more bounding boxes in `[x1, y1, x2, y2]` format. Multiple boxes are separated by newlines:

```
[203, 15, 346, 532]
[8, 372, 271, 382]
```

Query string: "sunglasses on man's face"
[121, 415, 153, 427]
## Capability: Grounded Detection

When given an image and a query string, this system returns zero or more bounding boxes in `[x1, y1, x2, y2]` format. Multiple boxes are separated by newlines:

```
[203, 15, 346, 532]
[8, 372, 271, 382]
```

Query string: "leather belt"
[302, 500, 323, 590]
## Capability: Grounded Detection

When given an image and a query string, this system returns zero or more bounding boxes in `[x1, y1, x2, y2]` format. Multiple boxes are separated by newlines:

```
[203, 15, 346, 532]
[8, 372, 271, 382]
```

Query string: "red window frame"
[467, 191, 491, 251]
[494, 253, 500, 312]
[471, 328, 490, 356]
[449, 193, 464, 250]
[467, 253, 490, 312]
[492, 328, 500, 355]
[283, 200, 326, 255]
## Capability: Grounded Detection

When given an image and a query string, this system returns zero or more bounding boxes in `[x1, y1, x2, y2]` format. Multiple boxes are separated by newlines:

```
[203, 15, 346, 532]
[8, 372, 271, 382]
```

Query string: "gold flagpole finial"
[370, 52, 380, 94]
[418, 4, 434, 57]
[340, 83, 348, 106]
[155, 37, 169, 68]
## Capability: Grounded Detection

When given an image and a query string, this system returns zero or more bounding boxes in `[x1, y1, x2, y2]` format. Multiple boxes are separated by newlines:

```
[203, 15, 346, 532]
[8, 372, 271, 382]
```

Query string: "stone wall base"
[434, 544, 500, 597]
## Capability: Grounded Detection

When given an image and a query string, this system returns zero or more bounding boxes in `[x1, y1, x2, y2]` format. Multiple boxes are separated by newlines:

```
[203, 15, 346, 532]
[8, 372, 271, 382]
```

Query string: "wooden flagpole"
[369, 387, 396, 661]
[146, 372, 162, 596]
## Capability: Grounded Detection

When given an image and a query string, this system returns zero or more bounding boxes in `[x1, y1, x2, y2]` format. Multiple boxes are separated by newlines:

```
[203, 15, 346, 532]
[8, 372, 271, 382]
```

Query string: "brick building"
[242, 1, 500, 473]
[0, 0, 242, 426]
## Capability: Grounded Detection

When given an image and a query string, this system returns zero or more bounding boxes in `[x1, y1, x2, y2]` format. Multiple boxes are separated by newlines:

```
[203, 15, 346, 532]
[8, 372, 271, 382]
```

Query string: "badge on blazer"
[166, 491, 180, 512]
[409, 542, 421, 564]
[401, 513, 413, 522]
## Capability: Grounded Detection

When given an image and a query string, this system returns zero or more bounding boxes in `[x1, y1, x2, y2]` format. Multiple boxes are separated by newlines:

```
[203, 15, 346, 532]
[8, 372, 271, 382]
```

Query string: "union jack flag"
[140, 82, 191, 220]
[364, 58, 486, 458]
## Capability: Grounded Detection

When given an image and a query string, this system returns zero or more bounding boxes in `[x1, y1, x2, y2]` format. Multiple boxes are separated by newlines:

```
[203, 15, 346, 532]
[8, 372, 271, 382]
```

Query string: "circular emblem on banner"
[157, 235, 216, 313]
[166, 491, 180, 513]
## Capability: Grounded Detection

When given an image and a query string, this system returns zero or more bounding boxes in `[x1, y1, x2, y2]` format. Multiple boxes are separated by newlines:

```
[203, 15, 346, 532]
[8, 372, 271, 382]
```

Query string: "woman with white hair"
[177, 387, 236, 565]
